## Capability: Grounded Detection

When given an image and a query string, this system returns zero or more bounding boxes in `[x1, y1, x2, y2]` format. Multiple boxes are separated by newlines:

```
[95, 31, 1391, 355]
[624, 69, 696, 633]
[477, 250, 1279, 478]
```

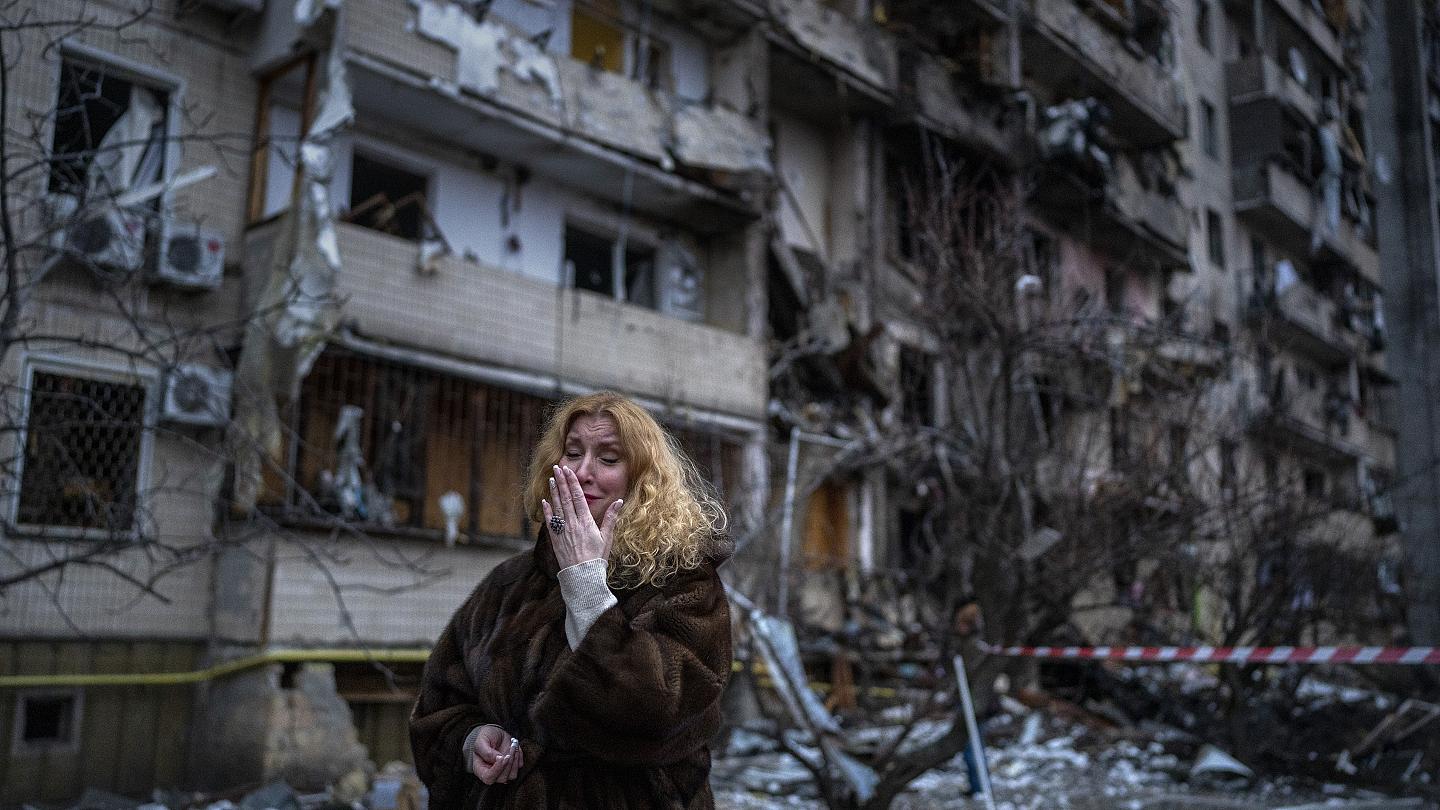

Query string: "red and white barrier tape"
[979, 643, 1440, 665]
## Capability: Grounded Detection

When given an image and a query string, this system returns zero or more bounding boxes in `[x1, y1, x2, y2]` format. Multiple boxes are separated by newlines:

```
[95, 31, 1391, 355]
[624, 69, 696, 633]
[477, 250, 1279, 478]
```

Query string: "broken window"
[1201, 99, 1219, 159]
[346, 152, 431, 242]
[563, 224, 700, 319]
[49, 59, 169, 201]
[1206, 209, 1226, 267]
[14, 692, 81, 753]
[16, 370, 148, 533]
[898, 346, 936, 426]
[569, 0, 673, 91]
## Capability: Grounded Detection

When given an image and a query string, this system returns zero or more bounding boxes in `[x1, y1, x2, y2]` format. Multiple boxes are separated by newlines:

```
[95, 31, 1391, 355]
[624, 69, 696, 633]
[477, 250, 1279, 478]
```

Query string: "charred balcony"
[1249, 274, 1371, 365]
[1232, 160, 1379, 283]
[1022, 0, 1186, 147]
[337, 0, 771, 228]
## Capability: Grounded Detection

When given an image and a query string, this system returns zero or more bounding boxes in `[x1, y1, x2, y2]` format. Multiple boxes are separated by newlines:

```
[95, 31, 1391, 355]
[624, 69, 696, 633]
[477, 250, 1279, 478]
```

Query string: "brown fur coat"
[410, 533, 732, 810]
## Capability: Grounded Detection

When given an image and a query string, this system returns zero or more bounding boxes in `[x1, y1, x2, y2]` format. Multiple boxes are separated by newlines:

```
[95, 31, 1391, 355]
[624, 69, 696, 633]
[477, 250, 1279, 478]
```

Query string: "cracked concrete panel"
[772, 0, 895, 90]
[555, 57, 671, 166]
[411, 1, 562, 104]
[911, 54, 1011, 155]
[674, 103, 773, 175]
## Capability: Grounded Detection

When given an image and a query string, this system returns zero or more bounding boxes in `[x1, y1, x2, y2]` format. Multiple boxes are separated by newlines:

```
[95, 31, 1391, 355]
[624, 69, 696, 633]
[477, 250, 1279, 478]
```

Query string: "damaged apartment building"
[0, 0, 1406, 800]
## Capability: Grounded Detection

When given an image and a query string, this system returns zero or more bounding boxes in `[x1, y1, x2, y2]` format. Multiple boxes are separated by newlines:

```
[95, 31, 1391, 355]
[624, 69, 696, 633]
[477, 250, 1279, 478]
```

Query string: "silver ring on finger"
[549, 515, 566, 534]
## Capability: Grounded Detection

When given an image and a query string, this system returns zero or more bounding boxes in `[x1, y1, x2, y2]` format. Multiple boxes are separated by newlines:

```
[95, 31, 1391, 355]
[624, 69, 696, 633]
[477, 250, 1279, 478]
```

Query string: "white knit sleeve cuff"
[557, 558, 618, 649]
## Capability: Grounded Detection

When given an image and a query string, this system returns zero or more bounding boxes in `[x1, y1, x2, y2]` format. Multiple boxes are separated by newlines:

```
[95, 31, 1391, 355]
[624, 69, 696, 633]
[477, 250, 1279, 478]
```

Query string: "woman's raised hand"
[543, 464, 623, 569]
[471, 724, 523, 785]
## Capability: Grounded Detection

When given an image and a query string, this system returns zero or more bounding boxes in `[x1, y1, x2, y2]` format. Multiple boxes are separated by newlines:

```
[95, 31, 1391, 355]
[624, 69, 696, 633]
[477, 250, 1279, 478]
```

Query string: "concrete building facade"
[0, 0, 1408, 800]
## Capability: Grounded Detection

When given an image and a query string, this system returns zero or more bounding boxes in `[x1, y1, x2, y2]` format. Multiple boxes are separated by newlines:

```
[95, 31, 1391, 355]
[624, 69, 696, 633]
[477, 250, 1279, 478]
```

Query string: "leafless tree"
[750, 146, 1401, 808]
[0, 1, 445, 643]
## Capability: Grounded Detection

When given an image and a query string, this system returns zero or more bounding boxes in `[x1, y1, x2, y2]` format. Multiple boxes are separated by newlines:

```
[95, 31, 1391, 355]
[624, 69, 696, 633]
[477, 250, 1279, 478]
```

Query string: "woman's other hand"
[544, 464, 623, 569]
[471, 725, 523, 785]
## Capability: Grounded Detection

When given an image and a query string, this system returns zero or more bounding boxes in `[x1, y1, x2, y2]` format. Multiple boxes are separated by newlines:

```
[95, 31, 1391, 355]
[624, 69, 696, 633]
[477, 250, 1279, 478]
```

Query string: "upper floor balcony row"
[1232, 160, 1379, 283]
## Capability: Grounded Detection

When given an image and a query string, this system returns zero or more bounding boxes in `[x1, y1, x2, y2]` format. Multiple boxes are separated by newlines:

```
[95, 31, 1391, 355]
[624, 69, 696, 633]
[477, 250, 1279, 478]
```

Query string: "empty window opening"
[1196, 0, 1213, 52]
[18, 371, 147, 532]
[49, 59, 169, 202]
[347, 152, 431, 242]
[1201, 99, 1219, 159]
[16, 692, 80, 751]
[1303, 467, 1327, 499]
[899, 347, 936, 426]
[1206, 209, 1225, 267]
[563, 224, 662, 308]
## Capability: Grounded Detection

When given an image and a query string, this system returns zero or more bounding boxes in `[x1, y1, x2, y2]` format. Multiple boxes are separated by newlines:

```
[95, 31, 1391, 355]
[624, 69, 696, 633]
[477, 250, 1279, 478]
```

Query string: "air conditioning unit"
[43, 193, 147, 281]
[162, 363, 233, 427]
[149, 218, 225, 290]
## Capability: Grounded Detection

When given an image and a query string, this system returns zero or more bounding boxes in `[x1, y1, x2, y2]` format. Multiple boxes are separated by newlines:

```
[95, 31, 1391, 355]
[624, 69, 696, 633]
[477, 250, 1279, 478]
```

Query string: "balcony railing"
[1259, 278, 1367, 363]
[1226, 55, 1318, 124]
[1233, 161, 1379, 281]
[1025, 0, 1187, 146]
[342, 0, 771, 222]
[242, 221, 769, 420]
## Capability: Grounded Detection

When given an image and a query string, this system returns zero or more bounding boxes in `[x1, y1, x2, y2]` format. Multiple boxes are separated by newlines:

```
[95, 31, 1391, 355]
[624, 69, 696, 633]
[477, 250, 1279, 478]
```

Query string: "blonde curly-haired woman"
[410, 392, 732, 810]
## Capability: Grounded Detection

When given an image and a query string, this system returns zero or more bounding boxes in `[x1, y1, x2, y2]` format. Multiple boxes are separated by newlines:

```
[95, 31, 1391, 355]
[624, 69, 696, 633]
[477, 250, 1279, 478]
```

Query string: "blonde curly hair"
[523, 392, 727, 589]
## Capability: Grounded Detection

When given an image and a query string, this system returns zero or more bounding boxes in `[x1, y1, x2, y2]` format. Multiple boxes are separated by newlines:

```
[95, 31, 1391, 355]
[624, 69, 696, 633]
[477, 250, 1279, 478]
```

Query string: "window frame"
[1206, 208, 1226, 268]
[6, 354, 158, 540]
[1200, 98, 1219, 160]
[49, 42, 184, 206]
[11, 689, 85, 757]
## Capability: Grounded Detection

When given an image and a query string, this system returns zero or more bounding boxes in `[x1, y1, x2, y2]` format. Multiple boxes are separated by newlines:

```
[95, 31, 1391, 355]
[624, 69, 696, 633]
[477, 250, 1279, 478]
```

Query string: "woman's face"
[560, 413, 630, 524]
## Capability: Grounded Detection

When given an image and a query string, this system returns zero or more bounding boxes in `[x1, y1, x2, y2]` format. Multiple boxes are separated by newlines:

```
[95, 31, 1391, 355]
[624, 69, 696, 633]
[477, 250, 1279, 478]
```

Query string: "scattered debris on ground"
[712, 675, 1440, 810]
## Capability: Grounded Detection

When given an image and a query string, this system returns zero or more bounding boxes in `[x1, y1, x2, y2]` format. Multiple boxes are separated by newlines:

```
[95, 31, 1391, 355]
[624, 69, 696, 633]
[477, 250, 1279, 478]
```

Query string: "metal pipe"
[778, 426, 801, 619]
[954, 653, 998, 810]
[0, 648, 432, 690]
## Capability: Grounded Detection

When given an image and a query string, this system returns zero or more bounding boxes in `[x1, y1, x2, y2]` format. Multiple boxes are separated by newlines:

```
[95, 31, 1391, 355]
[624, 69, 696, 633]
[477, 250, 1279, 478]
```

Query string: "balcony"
[1258, 279, 1367, 364]
[905, 51, 1024, 160]
[1232, 161, 1379, 281]
[242, 221, 768, 420]
[770, 0, 898, 94]
[1271, 0, 1343, 68]
[1250, 383, 1363, 463]
[341, 0, 770, 228]
[1032, 151, 1188, 269]
[1227, 55, 1318, 125]
[1023, 0, 1187, 146]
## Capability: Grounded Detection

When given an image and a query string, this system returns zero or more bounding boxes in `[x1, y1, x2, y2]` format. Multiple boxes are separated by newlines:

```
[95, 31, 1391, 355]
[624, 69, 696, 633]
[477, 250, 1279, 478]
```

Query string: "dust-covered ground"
[711, 708, 1437, 810]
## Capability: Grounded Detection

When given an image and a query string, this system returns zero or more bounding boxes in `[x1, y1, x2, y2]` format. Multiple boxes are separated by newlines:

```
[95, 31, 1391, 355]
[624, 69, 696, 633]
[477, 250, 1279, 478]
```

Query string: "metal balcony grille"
[17, 371, 147, 531]
[284, 350, 744, 543]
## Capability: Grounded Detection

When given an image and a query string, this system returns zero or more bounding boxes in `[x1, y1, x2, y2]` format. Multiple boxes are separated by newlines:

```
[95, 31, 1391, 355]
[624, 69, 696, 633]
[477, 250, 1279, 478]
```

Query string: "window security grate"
[18, 371, 147, 531]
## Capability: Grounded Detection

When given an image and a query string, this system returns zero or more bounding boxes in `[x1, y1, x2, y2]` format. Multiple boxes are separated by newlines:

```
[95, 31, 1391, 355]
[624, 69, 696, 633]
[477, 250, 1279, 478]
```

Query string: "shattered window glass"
[17, 371, 147, 532]
[347, 152, 430, 241]
[49, 60, 169, 201]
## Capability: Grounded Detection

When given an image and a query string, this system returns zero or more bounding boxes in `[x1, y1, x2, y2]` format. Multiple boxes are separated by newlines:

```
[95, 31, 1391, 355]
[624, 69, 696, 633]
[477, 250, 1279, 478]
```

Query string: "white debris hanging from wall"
[231, 1, 352, 511]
